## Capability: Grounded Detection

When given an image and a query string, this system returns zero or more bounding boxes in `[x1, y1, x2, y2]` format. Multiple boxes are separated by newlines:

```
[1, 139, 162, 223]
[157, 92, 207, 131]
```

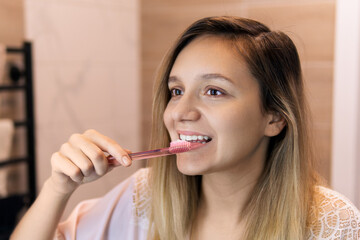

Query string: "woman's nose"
[171, 95, 201, 122]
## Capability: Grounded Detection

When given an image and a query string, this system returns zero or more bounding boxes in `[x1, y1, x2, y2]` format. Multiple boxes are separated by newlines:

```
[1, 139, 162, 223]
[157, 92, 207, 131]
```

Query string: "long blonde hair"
[147, 16, 318, 240]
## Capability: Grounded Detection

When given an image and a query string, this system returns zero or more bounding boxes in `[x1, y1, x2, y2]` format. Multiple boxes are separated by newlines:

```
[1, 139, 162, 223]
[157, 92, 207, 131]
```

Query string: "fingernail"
[122, 156, 131, 166]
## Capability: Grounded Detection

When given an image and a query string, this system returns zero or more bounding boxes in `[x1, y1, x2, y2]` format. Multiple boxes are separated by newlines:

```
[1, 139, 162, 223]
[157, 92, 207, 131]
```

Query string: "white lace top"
[55, 168, 360, 239]
[308, 186, 360, 239]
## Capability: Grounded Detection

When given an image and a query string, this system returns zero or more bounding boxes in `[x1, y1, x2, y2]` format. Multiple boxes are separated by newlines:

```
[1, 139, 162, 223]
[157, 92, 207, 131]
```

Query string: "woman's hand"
[49, 129, 132, 195]
[10, 129, 131, 240]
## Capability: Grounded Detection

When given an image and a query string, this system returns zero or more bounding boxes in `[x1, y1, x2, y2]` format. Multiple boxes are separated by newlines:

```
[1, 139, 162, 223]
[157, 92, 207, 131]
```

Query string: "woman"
[11, 16, 360, 240]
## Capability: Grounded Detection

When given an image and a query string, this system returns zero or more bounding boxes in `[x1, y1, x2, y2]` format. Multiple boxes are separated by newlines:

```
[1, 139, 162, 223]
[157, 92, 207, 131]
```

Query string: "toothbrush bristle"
[169, 140, 202, 154]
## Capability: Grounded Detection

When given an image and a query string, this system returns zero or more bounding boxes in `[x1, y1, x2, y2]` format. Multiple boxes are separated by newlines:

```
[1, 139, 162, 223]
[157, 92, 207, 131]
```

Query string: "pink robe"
[55, 168, 360, 240]
[55, 169, 149, 240]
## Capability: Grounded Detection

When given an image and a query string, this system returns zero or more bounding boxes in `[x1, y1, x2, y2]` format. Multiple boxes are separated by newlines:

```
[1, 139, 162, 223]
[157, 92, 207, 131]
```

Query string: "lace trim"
[308, 186, 360, 239]
[132, 168, 151, 229]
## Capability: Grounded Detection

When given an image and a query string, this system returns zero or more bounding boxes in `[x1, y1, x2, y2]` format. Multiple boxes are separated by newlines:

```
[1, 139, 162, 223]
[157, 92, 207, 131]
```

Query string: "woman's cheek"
[163, 106, 172, 131]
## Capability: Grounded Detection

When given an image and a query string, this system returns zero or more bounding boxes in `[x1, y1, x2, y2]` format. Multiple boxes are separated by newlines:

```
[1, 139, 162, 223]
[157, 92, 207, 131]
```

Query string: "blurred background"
[0, 0, 359, 238]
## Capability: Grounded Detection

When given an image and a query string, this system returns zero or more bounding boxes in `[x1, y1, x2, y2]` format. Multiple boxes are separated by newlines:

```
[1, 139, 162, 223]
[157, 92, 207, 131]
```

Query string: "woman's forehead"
[168, 36, 253, 85]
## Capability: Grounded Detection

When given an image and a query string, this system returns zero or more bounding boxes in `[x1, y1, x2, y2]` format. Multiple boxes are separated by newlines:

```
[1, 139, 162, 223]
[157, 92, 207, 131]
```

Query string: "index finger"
[83, 129, 132, 166]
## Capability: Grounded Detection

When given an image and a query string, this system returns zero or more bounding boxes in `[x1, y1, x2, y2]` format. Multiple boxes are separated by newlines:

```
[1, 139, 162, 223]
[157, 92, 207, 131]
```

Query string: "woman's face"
[164, 35, 279, 176]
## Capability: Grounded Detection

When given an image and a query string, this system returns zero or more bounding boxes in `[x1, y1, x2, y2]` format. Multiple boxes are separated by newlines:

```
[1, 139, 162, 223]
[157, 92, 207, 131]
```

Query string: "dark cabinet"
[0, 42, 36, 240]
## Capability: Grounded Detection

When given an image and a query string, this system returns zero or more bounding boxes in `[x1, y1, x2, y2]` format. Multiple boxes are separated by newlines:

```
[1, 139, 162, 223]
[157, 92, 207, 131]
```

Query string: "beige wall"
[24, 0, 141, 219]
[141, 0, 335, 182]
[0, 0, 24, 46]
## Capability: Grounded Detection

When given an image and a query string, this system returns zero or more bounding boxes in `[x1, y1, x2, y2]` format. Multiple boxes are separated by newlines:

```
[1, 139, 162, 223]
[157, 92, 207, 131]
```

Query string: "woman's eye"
[170, 88, 183, 97]
[206, 88, 223, 96]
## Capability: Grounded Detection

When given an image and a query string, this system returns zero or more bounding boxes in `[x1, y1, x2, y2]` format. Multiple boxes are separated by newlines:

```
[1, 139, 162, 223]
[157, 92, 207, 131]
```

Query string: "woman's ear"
[264, 111, 286, 137]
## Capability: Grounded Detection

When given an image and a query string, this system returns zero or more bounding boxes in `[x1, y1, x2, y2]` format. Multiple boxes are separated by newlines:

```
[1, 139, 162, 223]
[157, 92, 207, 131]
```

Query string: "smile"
[179, 134, 212, 144]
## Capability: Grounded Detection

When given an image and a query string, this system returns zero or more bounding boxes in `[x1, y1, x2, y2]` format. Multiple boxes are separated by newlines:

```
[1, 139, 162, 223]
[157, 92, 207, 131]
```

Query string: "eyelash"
[170, 88, 183, 97]
[205, 88, 224, 96]
[169, 87, 225, 98]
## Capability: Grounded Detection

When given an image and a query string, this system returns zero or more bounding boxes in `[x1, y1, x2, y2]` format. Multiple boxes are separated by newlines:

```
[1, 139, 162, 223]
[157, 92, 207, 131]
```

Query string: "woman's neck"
[190, 159, 264, 240]
[200, 163, 263, 221]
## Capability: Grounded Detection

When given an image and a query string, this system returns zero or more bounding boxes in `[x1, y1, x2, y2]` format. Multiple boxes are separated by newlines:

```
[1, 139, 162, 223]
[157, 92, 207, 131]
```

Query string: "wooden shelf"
[0, 84, 26, 91]
[0, 42, 36, 237]
[0, 157, 28, 167]
[14, 121, 28, 127]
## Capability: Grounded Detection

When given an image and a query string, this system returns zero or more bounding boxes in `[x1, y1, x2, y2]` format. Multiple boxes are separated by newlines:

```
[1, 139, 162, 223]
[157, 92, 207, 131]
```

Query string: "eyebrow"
[168, 73, 235, 84]
[200, 73, 235, 84]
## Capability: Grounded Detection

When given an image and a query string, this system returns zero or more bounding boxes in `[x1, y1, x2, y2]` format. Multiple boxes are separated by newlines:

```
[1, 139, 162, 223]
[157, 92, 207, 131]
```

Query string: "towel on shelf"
[0, 43, 6, 84]
[0, 118, 14, 161]
[0, 165, 27, 197]
[0, 119, 27, 198]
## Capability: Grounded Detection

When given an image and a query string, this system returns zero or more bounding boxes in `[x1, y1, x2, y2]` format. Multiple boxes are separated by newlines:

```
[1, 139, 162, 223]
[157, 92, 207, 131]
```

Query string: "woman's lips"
[177, 130, 212, 137]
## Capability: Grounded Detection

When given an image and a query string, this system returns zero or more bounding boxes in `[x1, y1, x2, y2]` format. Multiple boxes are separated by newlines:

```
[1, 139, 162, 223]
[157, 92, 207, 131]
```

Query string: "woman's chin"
[176, 156, 208, 176]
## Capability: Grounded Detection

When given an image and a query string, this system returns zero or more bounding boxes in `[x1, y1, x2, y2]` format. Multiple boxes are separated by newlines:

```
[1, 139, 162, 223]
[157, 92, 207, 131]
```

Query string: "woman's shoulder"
[55, 168, 151, 239]
[308, 186, 360, 239]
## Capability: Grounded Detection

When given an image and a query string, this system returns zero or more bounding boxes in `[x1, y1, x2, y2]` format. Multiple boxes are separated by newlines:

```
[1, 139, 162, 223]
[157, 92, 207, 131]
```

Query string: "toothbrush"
[106, 140, 204, 162]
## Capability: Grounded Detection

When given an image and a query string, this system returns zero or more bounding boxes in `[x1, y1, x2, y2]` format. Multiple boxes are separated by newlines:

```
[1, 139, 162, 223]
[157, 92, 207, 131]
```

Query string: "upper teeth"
[180, 134, 210, 141]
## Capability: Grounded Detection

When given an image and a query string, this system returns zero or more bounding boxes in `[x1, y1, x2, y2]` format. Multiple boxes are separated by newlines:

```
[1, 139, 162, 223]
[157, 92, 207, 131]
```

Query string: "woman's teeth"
[179, 134, 211, 144]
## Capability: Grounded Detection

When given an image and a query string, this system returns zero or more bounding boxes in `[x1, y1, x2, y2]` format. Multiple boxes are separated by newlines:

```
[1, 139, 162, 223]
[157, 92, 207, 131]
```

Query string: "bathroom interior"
[0, 0, 359, 238]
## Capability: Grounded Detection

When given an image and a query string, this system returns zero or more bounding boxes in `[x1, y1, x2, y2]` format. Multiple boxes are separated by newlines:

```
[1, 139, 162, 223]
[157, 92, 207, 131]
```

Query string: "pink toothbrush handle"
[128, 148, 173, 160]
[107, 148, 174, 162]
[106, 141, 204, 162]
